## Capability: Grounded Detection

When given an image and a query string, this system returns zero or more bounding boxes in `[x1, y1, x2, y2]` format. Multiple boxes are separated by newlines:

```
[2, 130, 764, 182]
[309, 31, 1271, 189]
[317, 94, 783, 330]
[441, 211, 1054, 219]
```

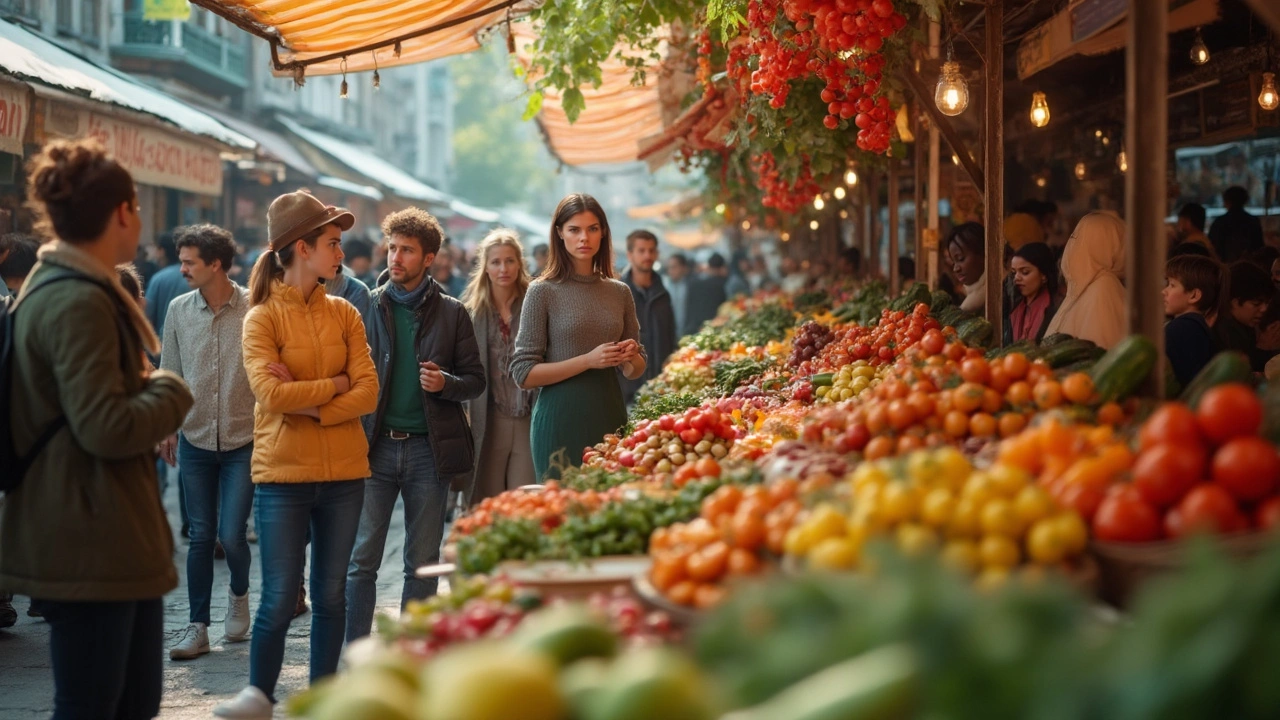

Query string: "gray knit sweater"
[509, 273, 645, 387]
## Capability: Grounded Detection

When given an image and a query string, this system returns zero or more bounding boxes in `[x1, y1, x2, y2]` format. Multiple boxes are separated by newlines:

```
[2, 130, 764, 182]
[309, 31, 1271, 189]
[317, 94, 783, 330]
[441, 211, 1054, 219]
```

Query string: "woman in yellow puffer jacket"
[215, 191, 378, 719]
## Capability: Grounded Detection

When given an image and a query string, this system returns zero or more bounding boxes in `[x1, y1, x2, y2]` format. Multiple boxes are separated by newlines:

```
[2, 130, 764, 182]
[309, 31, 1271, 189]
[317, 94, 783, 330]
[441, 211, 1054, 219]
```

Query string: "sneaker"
[0, 596, 15, 629]
[224, 588, 250, 643]
[293, 580, 308, 618]
[213, 686, 273, 719]
[169, 622, 209, 660]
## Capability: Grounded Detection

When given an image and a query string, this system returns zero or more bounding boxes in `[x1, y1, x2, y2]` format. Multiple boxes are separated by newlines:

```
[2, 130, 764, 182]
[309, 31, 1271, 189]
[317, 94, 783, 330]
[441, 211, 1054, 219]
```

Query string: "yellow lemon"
[941, 539, 980, 574]
[808, 537, 860, 571]
[881, 482, 920, 524]
[896, 523, 940, 556]
[1026, 519, 1068, 565]
[979, 534, 1021, 569]
[947, 497, 982, 539]
[980, 499, 1024, 538]
[1013, 485, 1056, 527]
[920, 488, 956, 528]
[933, 446, 972, 489]
[988, 464, 1032, 496]
[1052, 512, 1089, 555]
[807, 504, 849, 542]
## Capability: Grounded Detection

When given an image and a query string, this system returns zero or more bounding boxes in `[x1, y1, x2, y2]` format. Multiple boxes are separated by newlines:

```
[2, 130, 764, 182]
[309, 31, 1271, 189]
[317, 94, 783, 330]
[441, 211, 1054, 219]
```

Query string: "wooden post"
[1127, 0, 1168, 394]
[868, 172, 880, 278]
[983, 0, 1004, 344]
[913, 104, 924, 285]
[927, 19, 941, 290]
[889, 161, 900, 296]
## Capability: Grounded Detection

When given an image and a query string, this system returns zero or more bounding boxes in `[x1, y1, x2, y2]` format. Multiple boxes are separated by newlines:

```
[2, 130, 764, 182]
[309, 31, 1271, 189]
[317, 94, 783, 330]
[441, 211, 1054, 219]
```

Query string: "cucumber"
[1056, 359, 1100, 376]
[1179, 351, 1253, 408]
[1090, 335, 1159, 402]
[956, 317, 994, 348]
[904, 282, 932, 310]
[930, 289, 953, 311]
[1042, 340, 1104, 369]
[986, 340, 1036, 361]
[1040, 333, 1075, 348]
[811, 372, 836, 387]
[724, 645, 917, 720]
[936, 307, 967, 329]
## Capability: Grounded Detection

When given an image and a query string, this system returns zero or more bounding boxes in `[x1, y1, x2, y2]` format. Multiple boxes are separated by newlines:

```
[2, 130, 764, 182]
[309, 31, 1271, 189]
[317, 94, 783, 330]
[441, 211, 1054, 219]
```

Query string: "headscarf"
[1045, 212, 1128, 349]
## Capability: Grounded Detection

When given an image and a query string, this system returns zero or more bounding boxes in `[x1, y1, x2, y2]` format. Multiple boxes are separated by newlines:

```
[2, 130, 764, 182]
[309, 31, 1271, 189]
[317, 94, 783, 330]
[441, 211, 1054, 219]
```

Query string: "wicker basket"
[1090, 532, 1274, 607]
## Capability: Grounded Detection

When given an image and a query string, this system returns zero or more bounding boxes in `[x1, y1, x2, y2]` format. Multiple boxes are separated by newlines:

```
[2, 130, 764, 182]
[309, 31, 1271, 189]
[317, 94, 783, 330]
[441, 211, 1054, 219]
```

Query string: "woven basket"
[1091, 532, 1274, 607]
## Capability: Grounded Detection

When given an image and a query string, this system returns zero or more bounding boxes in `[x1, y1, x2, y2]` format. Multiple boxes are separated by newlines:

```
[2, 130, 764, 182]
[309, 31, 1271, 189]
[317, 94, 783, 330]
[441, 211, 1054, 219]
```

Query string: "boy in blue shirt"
[1163, 254, 1222, 387]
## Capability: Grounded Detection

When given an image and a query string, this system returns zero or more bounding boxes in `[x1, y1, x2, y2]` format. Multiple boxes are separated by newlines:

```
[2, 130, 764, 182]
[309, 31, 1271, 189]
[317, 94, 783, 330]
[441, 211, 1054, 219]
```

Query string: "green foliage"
[625, 390, 712, 435]
[689, 302, 798, 351]
[707, 0, 748, 41]
[711, 356, 774, 395]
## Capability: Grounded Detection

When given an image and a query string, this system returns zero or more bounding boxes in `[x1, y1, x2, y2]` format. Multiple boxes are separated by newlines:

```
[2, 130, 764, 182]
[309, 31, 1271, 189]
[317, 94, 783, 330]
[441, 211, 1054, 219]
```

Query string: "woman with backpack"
[0, 138, 194, 719]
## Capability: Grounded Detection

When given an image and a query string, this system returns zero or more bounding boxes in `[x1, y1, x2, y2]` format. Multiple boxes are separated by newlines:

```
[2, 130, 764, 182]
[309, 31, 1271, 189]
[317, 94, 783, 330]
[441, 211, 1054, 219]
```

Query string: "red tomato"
[1164, 507, 1188, 539]
[674, 417, 689, 434]
[1059, 482, 1106, 523]
[659, 415, 675, 431]
[1255, 497, 1280, 531]
[1176, 484, 1245, 536]
[1137, 403, 1203, 452]
[920, 330, 945, 357]
[877, 346, 894, 362]
[1211, 436, 1280, 502]
[680, 428, 702, 445]
[1195, 384, 1262, 445]
[1131, 443, 1206, 508]
[689, 412, 709, 432]
[1093, 485, 1163, 543]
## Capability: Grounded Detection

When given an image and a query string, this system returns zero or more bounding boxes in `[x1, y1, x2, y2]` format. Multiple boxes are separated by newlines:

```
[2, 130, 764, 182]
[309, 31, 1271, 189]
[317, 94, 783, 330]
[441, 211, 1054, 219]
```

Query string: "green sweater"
[384, 300, 430, 434]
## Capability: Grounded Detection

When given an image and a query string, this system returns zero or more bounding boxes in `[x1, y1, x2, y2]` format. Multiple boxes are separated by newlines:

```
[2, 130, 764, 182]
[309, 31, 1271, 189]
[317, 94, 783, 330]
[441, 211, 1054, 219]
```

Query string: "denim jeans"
[248, 480, 363, 701]
[345, 436, 449, 642]
[178, 436, 254, 626]
[40, 598, 163, 720]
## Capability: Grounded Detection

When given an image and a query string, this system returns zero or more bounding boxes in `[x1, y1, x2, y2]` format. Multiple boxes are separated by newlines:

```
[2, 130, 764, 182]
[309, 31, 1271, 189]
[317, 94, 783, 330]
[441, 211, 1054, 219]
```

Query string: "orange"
[649, 554, 688, 591]
[693, 583, 727, 609]
[1096, 401, 1125, 426]
[666, 580, 697, 606]
[998, 412, 1028, 438]
[988, 366, 1012, 393]
[960, 357, 991, 385]
[865, 435, 896, 460]
[944, 410, 971, 438]
[982, 388, 1004, 414]
[907, 391, 936, 420]
[1061, 373, 1097, 405]
[897, 434, 925, 455]
[1006, 381, 1034, 408]
[969, 413, 998, 437]
[954, 382, 986, 413]
[887, 399, 917, 431]
[1033, 380, 1064, 410]
[1003, 353, 1031, 380]
[997, 435, 1041, 473]
[865, 404, 890, 435]
[1038, 419, 1077, 458]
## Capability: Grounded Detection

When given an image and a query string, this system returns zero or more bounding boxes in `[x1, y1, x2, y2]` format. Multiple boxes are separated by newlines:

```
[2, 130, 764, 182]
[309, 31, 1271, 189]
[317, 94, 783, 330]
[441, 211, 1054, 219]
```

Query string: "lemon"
[979, 534, 1021, 569]
[976, 566, 1011, 593]
[988, 464, 1032, 496]
[1026, 519, 1068, 565]
[807, 537, 860, 570]
[979, 499, 1024, 538]
[933, 446, 972, 489]
[896, 524, 939, 556]
[920, 488, 956, 528]
[880, 482, 919, 524]
[851, 463, 891, 490]
[1013, 485, 1055, 526]
[783, 525, 815, 557]
[807, 504, 849, 542]
[961, 473, 998, 506]
[1052, 512, 1089, 555]
[941, 539, 980, 574]
[947, 497, 982, 538]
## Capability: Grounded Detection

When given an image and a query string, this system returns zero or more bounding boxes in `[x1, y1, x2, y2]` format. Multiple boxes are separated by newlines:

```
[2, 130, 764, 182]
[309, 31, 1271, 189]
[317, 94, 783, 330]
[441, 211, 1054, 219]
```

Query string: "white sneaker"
[168, 622, 209, 660]
[213, 686, 273, 719]
[224, 588, 251, 643]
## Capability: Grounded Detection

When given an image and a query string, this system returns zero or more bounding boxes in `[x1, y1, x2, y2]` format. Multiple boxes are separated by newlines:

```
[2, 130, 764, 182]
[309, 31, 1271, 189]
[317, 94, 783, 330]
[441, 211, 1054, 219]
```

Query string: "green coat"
[1, 244, 193, 601]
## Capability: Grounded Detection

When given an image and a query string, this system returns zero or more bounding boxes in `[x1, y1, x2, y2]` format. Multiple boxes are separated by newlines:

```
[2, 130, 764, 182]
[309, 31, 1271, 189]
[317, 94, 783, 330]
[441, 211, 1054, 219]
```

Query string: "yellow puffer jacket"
[242, 280, 379, 483]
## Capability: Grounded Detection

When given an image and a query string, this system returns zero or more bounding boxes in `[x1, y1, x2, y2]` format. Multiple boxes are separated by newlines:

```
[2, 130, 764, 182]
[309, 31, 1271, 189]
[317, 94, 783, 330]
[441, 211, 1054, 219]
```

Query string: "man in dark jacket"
[1209, 186, 1264, 263]
[686, 252, 731, 333]
[346, 208, 485, 641]
[621, 230, 676, 403]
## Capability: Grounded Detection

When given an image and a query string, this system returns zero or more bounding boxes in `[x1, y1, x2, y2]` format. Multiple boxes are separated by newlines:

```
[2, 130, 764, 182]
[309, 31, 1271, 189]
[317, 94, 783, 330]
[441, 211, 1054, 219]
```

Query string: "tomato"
[944, 342, 966, 362]
[1255, 497, 1280, 531]
[689, 411, 709, 432]
[920, 330, 945, 356]
[680, 428, 702, 445]
[686, 541, 730, 582]
[1058, 482, 1106, 523]
[1002, 353, 1030, 381]
[835, 423, 871, 453]
[886, 399, 916, 431]
[1176, 484, 1245, 536]
[649, 554, 687, 591]
[674, 417, 689, 434]
[1033, 380, 1064, 410]
[1131, 443, 1206, 508]
[729, 512, 766, 551]
[727, 547, 762, 575]
[1195, 384, 1262, 445]
[864, 435, 895, 460]
[960, 358, 991, 385]
[1211, 436, 1280, 502]
[877, 346, 894, 362]
[1093, 486, 1162, 543]
[665, 580, 696, 606]
[1164, 508, 1188, 539]
[1138, 402, 1202, 451]
[694, 456, 721, 478]
[659, 415, 675, 431]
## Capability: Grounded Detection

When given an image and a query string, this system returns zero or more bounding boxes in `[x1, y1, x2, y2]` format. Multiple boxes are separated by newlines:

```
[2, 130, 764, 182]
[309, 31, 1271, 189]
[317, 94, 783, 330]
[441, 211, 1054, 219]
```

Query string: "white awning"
[498, 207, 547, 239]
[0, 19, 253, 150]
[278, 116, 450, 204]
[449, 199, 501, 224]
[318, 175, 384, 201]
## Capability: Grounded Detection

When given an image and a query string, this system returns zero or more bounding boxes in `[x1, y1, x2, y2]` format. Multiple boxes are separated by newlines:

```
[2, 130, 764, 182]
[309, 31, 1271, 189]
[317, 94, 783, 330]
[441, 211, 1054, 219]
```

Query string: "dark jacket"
[684, 274, 728, 337]
[1209, 208, 1264, 263]
[363, 272, 486, 491]
[1215, 314, 1275, 373]
[1002, 292, 1063, 346]
[621, 268, 677, 402]
[2, 244, 193, 601]
[1166, 312, 1219, 387]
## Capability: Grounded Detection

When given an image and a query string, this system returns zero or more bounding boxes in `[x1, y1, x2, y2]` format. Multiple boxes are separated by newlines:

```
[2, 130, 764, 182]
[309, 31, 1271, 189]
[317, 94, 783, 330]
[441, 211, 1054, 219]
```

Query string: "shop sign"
[86, 113, 223, 196]
[0, 83, 28, 156]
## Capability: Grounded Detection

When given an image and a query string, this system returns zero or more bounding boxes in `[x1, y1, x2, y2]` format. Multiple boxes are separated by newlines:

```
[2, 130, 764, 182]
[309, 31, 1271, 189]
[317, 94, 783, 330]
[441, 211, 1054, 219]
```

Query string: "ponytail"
[249, 250, 283, 306]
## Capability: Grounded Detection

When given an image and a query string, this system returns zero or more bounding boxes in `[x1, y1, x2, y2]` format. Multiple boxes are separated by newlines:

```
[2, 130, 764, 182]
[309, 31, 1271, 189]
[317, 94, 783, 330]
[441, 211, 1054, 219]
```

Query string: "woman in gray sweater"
[509, 194, 646, 480]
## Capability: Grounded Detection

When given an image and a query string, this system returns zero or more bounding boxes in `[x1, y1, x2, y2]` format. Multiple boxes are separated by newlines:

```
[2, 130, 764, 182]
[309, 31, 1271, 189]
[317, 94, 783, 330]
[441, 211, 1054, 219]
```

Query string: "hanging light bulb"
[934, 52, 969, 116]
[809, 220, 819, 230]
[840, 210, 849, 219]
[1260, 72, 1280, 111]
[813, 195, 825, 210]
[781, 232, 791, 242]
[1029, 91, 1050, 128]
[372, 70, 381, 90]
[1117, 149, 1128, 174]
[1190, 28, 1210, 65]
[833, 186, 847, 200]
[715, 203, 726, 214]
[741, 220, 751, 230]
[845, 169, 858, 186]
[1074, 162, 1087, 180]
[340, 78, 349, 99]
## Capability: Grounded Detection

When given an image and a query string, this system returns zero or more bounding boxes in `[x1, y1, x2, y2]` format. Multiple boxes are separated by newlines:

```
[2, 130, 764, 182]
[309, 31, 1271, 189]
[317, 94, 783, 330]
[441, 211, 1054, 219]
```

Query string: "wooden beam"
[983, 0, 1004, 343]
[866, 173, 880, 278]
[913, 103, 925, 283]
[889, 162, 900, 296]
[900, 66, 985, 191]
[1244, 0, 1280, 35]
[1127, 0, 1168, 395]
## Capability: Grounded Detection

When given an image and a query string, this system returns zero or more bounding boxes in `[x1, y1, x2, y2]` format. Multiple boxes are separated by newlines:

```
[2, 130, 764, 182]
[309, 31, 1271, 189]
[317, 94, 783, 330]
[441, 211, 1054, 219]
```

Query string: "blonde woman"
[462, 229, 538, 501]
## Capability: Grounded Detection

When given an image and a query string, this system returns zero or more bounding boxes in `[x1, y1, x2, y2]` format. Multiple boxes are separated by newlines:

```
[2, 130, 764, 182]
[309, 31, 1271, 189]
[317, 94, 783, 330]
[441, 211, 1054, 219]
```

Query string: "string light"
[339, 57, 349, 99]
[845, 169, 858, 186]
[809, 220, 819, 230]
[1074, 162, 1087, 180]
[813, 195, 825, 210]
[840, 210, 849, 219]
[1035, 175, 1047, 188]
[1029, 91, 1050, 128]
[1260, 72, 1279, 111]
[781, 232, 791, 242]
[1117, 149, 1128, 174]
[833, 186, 846, 200]
[934, 46, 969, 116]
[1190, 27, 1210, 65]
[741, 220, 751, 230]
[714, 203, 726, 214]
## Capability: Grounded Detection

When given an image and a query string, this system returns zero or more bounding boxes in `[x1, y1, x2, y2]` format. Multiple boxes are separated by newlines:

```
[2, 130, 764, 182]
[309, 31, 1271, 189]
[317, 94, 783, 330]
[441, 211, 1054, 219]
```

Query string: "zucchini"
[724, 645, 917, 720]
[904, 282, 932, 310]
[986, 340, 1037, 361]
[1179, 351, 1252, 408]
[1056, 358, 1100, 376]
[956, 317, 994, 348]
[1042, 340, 1104, 369]
[1040, 333, 1075, 348]
[1090, 335, 1159, 402]
[811, 372, 836, 387]
[930, 289, 953, 311]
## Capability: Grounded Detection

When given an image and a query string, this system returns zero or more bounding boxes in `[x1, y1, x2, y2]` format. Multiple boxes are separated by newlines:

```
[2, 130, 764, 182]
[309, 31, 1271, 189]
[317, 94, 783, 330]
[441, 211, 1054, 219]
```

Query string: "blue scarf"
[386, 274, 434, 308]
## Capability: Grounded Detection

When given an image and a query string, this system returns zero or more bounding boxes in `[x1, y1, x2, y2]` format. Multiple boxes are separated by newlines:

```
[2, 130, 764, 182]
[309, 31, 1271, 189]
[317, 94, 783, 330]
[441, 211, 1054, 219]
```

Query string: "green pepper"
[811, 372, 836, 387]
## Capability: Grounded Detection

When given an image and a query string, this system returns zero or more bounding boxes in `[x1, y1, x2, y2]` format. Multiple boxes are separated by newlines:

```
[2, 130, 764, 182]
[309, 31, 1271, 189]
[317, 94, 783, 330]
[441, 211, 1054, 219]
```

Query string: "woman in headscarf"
[1045, 212, 1128, 349]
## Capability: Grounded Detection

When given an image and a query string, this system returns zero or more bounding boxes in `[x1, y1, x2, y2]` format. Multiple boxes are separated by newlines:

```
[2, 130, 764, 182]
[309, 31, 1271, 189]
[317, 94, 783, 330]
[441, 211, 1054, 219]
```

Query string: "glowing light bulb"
[741, 220, 751, 230]
[1117, 150, 1128, 174]
[951, 153, 960, 165]
[1035, 175, 1047, 188]
[781, 232, 790, 242]
[1074, 162, 1086, 180]
[934, 61, 969, 116]
[833, 186, 846, 200]
[845, 169, 858, 186]
[809, 220, 819, 230]
[813, 196, 825, 210]
[1029, 91, 1050, 128]
[715, 203, 726, 214]
[1260, 73, 1279, 112]
[840, 210, 849, 219]
[1190, 28, 1209, 65]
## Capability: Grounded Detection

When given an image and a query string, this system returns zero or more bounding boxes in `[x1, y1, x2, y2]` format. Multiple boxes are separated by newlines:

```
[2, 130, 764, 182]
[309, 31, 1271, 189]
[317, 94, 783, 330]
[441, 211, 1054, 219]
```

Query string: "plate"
[496, 556, 652, 600]
[631, 573, 702, 625]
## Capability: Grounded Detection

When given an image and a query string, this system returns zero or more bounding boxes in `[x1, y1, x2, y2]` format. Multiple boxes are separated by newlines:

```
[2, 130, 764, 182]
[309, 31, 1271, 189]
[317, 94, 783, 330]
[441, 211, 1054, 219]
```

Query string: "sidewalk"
[0, 476, 422, 719]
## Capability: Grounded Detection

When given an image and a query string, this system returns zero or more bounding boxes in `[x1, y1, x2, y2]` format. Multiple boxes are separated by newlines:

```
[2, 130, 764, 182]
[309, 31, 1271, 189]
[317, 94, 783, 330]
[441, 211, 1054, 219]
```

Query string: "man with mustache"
[345, 208, 485, 641]
[157, 224, 257, 660]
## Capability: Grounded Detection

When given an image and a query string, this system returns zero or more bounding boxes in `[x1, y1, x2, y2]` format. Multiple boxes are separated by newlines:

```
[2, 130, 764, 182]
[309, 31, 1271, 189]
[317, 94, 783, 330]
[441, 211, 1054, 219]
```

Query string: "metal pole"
[889, 161, 900, 296]
[1127, 0, 1168, 394]
[927, 20, 941, 290]
[983, 0, 1005, 343]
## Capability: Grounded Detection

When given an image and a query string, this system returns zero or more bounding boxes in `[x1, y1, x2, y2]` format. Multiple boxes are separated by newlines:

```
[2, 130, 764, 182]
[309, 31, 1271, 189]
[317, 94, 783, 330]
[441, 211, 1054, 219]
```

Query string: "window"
[0, 0, 41, 23]
[56, 0, 72, 33]
[80, 0, 99, 39]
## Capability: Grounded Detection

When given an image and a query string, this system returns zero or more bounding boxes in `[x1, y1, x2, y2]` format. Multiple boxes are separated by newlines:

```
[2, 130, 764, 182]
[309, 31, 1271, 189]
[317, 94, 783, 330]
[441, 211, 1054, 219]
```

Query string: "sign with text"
[0, 83, 29, 156]
[86, 113, 223, 195]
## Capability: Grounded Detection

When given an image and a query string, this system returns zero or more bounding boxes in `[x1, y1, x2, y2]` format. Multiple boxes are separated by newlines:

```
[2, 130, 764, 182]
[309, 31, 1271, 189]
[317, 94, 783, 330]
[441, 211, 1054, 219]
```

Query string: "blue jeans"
[345, 436, 449, 642]
[41, 598, 163, 720]
[249, 480, 363, 701]
[178, 436, 254, 625]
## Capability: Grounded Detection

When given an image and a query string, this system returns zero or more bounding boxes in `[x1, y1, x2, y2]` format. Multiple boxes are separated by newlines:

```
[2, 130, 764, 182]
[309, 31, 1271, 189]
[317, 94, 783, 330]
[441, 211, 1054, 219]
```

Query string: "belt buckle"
[388, 430, 410, 440]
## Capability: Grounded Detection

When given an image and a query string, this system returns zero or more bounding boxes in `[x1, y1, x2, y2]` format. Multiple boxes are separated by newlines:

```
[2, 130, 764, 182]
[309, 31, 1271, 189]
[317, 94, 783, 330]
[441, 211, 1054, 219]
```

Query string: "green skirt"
[530, 368, 626, 481]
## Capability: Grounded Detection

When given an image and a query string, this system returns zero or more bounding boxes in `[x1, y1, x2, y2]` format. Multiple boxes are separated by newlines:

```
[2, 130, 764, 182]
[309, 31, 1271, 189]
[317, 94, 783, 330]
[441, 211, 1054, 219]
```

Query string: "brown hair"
[116, 262, 144, 301]
[626, 229, 658, 253]
[249, 222, 332, 306]
[26, 139, 135, 244]
[175, 224, 237, 273]
[542, 193, 614, 283]
[461, 228, 531, 319]
[1166, 255, 1222, 313]
[381, 207, 444, 257]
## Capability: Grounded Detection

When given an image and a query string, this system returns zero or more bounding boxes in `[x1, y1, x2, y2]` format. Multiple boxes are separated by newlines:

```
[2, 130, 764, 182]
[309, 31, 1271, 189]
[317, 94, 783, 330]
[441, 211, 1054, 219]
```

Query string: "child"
[1214, 260, 1276, 372]
[1163, 255, 1222, 387]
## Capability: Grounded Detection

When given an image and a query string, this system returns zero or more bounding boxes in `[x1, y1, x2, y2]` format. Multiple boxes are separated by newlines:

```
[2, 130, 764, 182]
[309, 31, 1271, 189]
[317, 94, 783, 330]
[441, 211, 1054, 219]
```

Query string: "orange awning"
[189, 0, 537, 76]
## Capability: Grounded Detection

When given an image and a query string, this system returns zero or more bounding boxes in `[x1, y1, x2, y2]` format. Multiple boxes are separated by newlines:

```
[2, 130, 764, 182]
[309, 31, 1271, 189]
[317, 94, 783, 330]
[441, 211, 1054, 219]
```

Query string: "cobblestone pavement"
[0, 472, 432, 719]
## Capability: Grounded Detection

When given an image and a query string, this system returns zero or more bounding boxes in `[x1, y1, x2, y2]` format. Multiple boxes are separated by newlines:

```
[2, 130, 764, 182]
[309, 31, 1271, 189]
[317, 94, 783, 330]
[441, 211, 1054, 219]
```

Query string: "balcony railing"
[117, 11, 248, 88]
[0, 0, 40, 24]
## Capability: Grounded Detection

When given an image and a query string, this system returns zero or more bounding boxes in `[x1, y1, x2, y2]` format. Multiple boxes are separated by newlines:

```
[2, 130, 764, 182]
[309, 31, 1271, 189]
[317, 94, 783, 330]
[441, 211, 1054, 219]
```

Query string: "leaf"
[522, 91, 544, 121]
[562, 87, 586, 123]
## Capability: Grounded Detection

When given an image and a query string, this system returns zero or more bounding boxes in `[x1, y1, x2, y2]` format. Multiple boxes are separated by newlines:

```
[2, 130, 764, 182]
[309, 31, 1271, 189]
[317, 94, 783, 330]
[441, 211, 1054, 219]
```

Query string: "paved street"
[0, 473, 427, 719]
